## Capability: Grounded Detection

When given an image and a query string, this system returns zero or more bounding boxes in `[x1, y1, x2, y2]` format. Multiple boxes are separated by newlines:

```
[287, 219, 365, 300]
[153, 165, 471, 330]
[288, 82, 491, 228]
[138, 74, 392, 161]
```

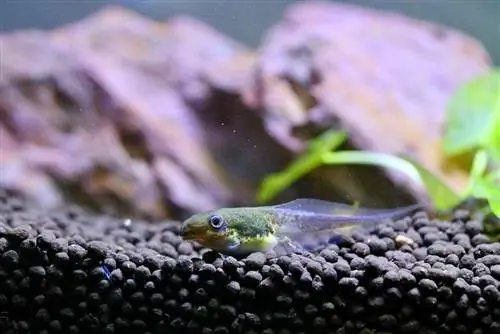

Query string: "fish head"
[180, 208, 278, 254]
[180, 208, 243, 252]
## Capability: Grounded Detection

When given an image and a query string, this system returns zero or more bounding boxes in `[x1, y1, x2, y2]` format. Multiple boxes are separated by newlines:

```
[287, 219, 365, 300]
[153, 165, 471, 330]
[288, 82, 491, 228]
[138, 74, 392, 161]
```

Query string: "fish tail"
[317, 203, 421, 232]
[336, 203, 422, 231]
[361, 203, 422, 221]
[277, 203, 423, 237]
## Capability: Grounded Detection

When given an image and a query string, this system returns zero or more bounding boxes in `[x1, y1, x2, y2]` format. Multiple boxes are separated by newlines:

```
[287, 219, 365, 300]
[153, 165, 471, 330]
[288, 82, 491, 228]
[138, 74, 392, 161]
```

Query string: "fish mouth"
[179, 223, 203, 241]
[179, 225, 195, 239]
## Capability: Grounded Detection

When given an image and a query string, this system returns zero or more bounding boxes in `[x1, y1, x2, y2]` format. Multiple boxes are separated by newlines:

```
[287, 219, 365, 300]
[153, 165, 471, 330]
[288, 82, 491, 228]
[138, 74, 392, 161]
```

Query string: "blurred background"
[1, 0, 499, 222]
[1, 0, 499, 65]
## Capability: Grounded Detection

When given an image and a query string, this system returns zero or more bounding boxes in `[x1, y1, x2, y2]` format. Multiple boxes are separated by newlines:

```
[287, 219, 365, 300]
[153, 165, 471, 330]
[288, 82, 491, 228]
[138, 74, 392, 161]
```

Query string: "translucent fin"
[272, 198, 359, 215]
[334, 225, 358, 234]
[277, 226, 351, 250]
[273, 198, 421, 219]
[273, 199, 421, 242]
[227, 238, 241, 250]
[275, 231, 359, 255]
[273, 237, 308, 256]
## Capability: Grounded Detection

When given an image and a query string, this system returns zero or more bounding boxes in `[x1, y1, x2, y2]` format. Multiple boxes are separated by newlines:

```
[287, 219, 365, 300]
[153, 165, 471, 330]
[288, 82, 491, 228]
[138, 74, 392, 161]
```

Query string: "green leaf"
[489, 107, 500, 163]
[321, 151, 462, 210]
[469, 150, 489, 180]
[469, 177, 500, 218]
[256, 130, 347, 204]
[443, 69, 500, 156]
[469, 178, 500, 200]
[490, 200, 500, 218]
[321, 151, 422, 184]
[472, 180, 500, 218]
[465, 150, 500, 219]
[463, 149, 489, 196]
[401, 157, 463, 210]
[485, 170, 500, 183]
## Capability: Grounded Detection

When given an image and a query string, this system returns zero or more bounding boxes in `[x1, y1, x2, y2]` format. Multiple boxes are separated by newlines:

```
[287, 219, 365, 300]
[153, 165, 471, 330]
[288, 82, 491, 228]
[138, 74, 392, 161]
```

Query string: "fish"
[179, 198, 422, 256]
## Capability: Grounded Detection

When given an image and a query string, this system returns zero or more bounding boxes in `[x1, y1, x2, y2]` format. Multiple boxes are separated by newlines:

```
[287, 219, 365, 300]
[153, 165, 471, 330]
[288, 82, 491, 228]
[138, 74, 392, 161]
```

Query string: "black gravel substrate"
[1, 190, 500, 334]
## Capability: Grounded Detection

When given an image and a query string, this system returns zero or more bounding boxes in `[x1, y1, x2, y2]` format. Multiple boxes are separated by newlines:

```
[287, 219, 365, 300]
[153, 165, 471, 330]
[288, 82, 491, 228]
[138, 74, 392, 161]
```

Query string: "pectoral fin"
[274, 237, 307, 255]
[227, 238, 241, 250]
[334, 224, 359, 234]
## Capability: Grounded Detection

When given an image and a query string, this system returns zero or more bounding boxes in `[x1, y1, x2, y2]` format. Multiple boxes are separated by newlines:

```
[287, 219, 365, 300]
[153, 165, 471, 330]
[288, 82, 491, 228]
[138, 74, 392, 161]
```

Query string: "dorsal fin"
[273, 198, 363, 216]
[272, 198, 422, 219]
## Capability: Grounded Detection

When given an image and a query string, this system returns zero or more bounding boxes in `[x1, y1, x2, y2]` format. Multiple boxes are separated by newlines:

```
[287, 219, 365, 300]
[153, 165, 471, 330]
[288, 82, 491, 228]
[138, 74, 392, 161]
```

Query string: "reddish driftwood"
[241, 1, 492, 206]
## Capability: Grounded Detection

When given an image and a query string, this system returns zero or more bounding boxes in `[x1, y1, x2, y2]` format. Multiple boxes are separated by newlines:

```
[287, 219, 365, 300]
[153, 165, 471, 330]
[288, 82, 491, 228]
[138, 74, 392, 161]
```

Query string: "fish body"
[180, 198, 422, 255]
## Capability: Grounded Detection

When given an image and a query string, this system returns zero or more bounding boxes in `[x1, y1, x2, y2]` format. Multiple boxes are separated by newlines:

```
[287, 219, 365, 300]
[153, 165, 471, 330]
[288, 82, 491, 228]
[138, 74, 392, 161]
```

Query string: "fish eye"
[209, 215, 224, 230]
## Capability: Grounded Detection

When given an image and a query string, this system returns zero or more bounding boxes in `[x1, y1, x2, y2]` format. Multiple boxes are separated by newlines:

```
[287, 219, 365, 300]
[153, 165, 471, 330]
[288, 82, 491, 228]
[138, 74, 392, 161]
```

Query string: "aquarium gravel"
[1, 191, 500, 334]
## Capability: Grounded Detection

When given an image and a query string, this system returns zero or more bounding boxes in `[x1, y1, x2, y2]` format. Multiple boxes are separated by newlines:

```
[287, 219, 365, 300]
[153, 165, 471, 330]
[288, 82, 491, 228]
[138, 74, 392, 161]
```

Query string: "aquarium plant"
[257, 69, 500, 219]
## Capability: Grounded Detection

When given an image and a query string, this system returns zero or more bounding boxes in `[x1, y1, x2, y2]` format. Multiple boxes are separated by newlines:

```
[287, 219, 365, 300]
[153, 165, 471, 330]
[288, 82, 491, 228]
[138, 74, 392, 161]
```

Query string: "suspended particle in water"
[123, 218, 132, 227]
